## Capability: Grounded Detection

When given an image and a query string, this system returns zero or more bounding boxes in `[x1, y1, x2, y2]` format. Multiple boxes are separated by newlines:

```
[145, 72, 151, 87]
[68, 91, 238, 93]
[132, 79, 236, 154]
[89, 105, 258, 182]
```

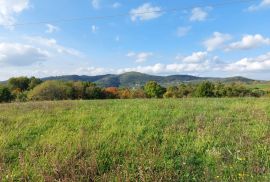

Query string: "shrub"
[104, 87, 119, 99]
[71, 81, 86, 99]
[118, 89, 132, 99]
[131, 89, 147, 99]
[16, 91, 28, 102]
[29, 77, 42, 90]
[85, 85, 104, 99]
[28, 81, 73, 101]
[144, 81, 166, 98]
[0, 85, 13, 102]
[164, 86, 179, 98]
[195, 81, 215, 97]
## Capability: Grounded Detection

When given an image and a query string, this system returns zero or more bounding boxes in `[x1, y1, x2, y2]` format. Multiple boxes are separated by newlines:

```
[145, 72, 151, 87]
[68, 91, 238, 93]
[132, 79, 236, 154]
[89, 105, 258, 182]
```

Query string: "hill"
[42, 72, 256, 87]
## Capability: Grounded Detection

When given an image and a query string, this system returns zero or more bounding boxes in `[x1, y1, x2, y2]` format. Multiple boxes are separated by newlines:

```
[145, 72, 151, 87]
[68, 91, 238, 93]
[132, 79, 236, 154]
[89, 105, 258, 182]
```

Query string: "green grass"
[0, 99, 270, 181]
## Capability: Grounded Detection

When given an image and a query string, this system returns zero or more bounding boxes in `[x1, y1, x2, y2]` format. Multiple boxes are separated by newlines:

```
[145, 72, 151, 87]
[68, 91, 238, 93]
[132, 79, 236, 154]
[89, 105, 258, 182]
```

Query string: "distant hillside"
[42, 72, 256, 88]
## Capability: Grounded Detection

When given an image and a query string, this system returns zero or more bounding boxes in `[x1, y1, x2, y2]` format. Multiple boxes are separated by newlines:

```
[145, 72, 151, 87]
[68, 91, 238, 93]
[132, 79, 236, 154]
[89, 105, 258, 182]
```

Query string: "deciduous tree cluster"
[0, 77, 268, 103]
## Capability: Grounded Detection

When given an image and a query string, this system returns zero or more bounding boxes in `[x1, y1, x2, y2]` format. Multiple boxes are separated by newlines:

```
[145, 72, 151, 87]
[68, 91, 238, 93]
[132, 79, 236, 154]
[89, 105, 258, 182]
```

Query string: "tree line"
[0, 77, 268, 103]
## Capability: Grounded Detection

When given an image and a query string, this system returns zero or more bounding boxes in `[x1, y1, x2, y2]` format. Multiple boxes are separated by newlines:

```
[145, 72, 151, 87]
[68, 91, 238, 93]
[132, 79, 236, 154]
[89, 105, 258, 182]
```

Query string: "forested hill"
[41, 72, 257, 88]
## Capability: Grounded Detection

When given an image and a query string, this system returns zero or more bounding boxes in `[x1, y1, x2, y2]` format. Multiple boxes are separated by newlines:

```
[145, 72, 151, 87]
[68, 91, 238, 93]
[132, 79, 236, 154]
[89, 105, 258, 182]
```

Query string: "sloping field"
[0, 99, 270, 181]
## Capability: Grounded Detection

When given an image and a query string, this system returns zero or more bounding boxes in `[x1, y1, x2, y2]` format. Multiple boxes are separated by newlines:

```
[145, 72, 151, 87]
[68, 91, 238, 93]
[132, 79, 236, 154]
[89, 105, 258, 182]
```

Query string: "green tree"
[70, 81, 86, 99]
[164, 86, 179, 98]
[178, 84, 192, 98]
[85, 85, 104, 99]
[144, 81, 166, 98]
[214, 82, 226, 97]
[29, 77, 42, 90]
[0, 85, 13, 102]
[195, 81, 215, 97]
[8, 77, 30, 92]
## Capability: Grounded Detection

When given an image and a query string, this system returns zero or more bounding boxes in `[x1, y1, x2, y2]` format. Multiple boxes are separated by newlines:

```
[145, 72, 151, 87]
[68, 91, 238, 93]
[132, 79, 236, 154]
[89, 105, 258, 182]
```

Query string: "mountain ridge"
[42, 71, 257, 87]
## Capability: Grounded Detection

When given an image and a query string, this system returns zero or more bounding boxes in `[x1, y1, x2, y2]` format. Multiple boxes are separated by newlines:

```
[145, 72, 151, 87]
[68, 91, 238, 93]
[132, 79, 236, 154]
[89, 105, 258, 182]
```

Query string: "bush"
[85, 85, 104, 99]
[144, 81, 166, 98]
[164, 86, 179, 98]
[118, 89, 132, 99]
[104, 87, 119, 99]
[195, 81, 215, 97]
[131, 89, 147, 99]
[16, 91, 28, 102]
[70, 81, 86, 99]
[0, 85, 13, 102]
[28, 81, 73, 101]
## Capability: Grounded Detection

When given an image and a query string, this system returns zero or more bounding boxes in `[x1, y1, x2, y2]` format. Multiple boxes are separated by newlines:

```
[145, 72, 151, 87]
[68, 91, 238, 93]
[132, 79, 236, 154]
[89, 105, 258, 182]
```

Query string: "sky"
[0, 0, 270, 80]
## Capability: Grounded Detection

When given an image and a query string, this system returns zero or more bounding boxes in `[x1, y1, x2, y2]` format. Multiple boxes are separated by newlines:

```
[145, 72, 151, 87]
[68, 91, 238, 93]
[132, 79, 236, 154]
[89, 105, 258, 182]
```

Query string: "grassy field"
[0, 99, 270, 181]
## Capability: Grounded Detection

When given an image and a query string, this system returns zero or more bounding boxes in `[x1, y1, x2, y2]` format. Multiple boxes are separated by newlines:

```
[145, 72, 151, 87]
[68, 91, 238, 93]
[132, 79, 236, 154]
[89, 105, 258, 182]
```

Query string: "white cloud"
[122, 51, 219, 74]
[75, 67, 108, 76]
[112, 2, 121, 8]
[0, 0, 29, 29]
[182, 51, 208, 63]
[190, 7, 209, 22]
[130, 3, 162, 21]
[91, 25, 99, 33]
[177, 26, 191, 37]
[91, 0, 100, 9]
[225, 52, 270, 72]
[247, 0, 270, 11]
[93, 51, 270, 75]
[226, 34, 270, 51]
[25, 36, 82, 57]
[127, 51, 153, 63]
[0, 43, 48, 66]
[203, 32, 232, 51]
[46, 24, 60, 33]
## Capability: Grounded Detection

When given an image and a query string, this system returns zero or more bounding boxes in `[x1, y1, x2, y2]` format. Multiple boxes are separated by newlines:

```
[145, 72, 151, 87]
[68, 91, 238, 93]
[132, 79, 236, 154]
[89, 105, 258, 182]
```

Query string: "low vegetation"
[1, 99, 270, 181]
[0, 76, 269, 103]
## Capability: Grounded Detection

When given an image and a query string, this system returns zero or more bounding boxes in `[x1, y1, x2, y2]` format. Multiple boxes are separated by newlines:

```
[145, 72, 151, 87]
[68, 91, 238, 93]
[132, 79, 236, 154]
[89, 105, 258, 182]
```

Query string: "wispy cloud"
[127, 52, 153, 63]
[247, 0, 270, 11]
[130, 3, 162, 21]
[112, 2, 121, 8]
[190, 7, 210, 22]
[46, 24, 60, 33]
[177, 26, 191, 37]
[0, 0, 29, 29]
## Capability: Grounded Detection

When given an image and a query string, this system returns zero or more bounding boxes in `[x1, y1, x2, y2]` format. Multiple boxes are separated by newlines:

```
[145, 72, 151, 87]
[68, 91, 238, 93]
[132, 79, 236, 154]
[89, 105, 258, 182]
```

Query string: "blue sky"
[0, 0, 270, 80]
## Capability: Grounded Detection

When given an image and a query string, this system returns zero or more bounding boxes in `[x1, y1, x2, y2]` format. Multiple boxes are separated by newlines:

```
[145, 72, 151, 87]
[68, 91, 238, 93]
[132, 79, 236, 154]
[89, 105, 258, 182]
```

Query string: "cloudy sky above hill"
[0, 0, 270, 80]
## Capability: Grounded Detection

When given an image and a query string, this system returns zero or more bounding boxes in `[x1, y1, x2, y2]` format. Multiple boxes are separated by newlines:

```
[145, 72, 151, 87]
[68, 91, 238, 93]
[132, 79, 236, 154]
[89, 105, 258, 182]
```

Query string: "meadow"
[0, 99, 270, 181]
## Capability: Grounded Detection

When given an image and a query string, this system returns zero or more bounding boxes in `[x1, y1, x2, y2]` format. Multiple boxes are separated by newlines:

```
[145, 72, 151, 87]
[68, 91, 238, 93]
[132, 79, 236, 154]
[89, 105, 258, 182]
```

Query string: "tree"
[178, 84, 192, 98]
[28, 81, 72, 101]
[131, 89, 147, 99]
[214, 82, 226, 97]
[0, 85, 13, 102]
[8, 77, 30, 92]
[119, 88, 132, 99]
[195, 81, 215, 97]
[71, 81, 86, 99]
[144, 81, 166, 98]
[85, 85, 104, 99]
[164, 86, 179, 98]
[104, 87, 119, 99]
[29, 77, 42, 90]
